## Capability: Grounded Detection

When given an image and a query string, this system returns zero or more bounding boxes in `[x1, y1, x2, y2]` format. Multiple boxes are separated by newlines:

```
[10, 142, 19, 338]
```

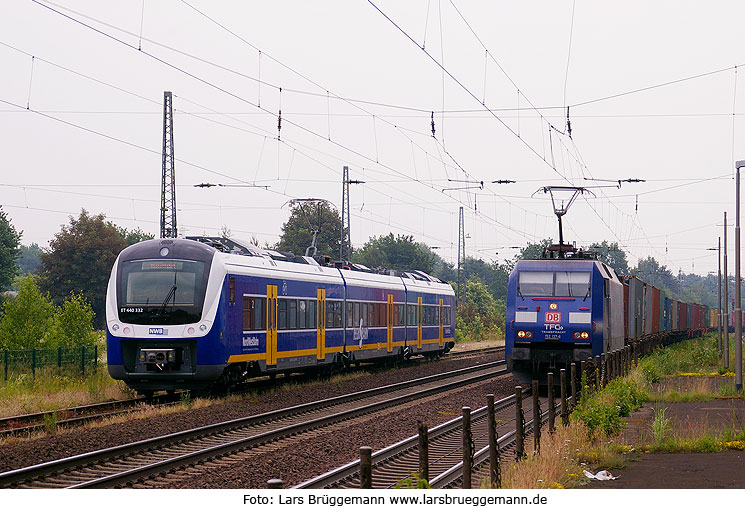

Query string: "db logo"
[544, 312, 561, 323]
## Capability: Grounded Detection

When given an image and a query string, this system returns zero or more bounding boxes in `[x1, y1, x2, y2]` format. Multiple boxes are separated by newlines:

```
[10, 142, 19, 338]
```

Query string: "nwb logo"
[149, 328, 168, 336]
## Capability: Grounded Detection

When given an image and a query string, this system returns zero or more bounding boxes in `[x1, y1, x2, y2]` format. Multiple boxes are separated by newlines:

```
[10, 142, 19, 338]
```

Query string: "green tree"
[353, 234, 438, 273]
[589, 241, 629, 275]
[456, 278, 506, 341]
[106, 223, 155, 247]
[511, 239, 554, 264]
[17, 243, 42, 277]
[39, 210, 128, 329]
[277, 202, 343, 258]
[47, 292, 97, 348]
[0, 275, 55, 350]
[0, 208, 22, 289]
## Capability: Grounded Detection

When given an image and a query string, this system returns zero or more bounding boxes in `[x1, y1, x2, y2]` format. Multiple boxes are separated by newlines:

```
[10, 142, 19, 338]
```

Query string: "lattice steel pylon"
[160, 91, 177, 238]
[457, 206, 466, 306]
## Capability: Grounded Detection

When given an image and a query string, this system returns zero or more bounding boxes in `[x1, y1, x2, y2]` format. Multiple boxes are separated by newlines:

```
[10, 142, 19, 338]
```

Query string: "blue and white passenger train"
[106, 237, 456, 396]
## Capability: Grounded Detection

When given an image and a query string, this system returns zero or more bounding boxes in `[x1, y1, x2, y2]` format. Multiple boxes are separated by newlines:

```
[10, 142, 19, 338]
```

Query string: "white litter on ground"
[583, 469, 618, 481]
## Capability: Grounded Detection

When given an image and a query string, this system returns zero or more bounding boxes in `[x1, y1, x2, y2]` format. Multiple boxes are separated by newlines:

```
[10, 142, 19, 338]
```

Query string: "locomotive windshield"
[118, 259, 207, 325]
[518, 271, 591, 298]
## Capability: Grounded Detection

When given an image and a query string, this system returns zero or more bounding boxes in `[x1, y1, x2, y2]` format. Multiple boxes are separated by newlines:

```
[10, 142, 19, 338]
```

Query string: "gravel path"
[0, 353, 505, 475]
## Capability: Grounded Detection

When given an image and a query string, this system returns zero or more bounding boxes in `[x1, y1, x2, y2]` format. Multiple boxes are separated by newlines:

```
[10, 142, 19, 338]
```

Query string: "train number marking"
[544, 312, 561, 323]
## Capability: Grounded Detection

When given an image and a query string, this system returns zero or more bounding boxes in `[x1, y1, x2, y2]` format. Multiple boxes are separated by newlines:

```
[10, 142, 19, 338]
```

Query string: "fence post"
[547, 372, 555, 433]
[81, 346, 85, 376]
[579, 360, 587, 396]
[594, 355, 601, 391]
[360, 446, 373, 489]
[32, 349, 36, 379]
[94, 345, 98, 368]
[570, 362, 577, 408]
[515, 386, 525, 461]
[487, 394, 500, 488]
[560, 368, 568, 426]
[601, 353, 607, 387]
[462, 407, 473, 489]
[57, 346, 62, 374]
[532, 380, 541, 453]
[4, 349, 7, 382]
[267, 479, 283, 489]
[418, 420, 429, 482]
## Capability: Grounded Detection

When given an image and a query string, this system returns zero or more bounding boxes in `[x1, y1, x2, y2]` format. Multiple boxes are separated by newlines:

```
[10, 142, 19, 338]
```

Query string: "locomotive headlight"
[123, 327, 131, 335]
[517, 330, 526, 338]
[574, 332, 580, 339]
[526, 331, 532, 338]
[580, 331, 589, 339]
[187, 327, 195, 335]
[159, 247, 170, 257]
[199, 324, 207, 332]
[112, 324, 120, 332]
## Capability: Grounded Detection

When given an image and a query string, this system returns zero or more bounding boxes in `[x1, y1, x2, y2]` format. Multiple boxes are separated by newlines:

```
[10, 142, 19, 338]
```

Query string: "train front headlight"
[580, 331, 589, 339]
[517, 330, 526, 338]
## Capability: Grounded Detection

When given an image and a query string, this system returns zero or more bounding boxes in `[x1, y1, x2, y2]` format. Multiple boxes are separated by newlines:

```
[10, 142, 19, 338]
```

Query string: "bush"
[47, 292, 97, 348]
[0, 275, 55, 349]
[572, 378, 645, 436]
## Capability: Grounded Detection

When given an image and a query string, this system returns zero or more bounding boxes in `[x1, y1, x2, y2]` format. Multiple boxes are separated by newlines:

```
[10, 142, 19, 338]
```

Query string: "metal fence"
[1, 345, 99, 381]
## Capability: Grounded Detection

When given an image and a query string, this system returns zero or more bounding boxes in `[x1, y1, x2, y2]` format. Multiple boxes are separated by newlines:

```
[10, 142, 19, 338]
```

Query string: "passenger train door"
[438, 298, 444, 348]
[387, 294, 393, 352]
[417, 296, 423, 350]
[317, 288, 326, 360]
[266, 285, 278, 366]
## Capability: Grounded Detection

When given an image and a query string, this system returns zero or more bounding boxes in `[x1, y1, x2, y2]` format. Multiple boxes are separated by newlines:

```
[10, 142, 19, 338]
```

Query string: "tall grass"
[0, 364, 131, 418]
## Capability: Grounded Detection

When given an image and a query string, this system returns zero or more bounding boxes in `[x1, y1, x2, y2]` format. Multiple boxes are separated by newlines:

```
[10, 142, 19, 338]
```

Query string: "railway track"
[0, 359, 507, 488]
[297, 391, 562, 489]
[0, 345, 502, 439]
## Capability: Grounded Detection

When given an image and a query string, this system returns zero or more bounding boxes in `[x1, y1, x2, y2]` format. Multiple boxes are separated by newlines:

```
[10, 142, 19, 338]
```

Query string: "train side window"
[308, 300, 316, 328]
[361, 303, 369, 326]
[288, 299, 297, 329]
[398, 304, 405, 326]
[255, 298, 266, 330]
[353, 302, 360, 327]
[379, 303, 386, 327]
[346, 302, 353, 328]
[242, 297, 253, 330]
[335, 301, 343, 328]
[243, 297, 267, 331]
[326, 301, 335, 328]
[298, 300, 307, 329]
[278, 299, 288, 330]
[371, 303, 379, 327]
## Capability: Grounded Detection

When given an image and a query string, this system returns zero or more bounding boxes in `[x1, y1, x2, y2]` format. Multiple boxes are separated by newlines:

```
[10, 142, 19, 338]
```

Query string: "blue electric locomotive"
[106, 237, 456, 396]
[505, 258, 625, 384]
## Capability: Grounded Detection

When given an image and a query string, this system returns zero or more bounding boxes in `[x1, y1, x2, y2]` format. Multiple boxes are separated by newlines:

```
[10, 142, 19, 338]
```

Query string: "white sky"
[1, 1, 744, 276]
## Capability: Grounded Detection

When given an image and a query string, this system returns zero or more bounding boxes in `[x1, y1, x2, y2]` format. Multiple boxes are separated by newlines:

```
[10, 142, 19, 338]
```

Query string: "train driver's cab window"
[555, 271, 592, 298]
[518, 271, 553, 297]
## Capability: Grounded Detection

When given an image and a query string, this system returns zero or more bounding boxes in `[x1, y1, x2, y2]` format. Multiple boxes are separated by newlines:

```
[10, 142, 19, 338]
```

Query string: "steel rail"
[0, 360, 505, 488]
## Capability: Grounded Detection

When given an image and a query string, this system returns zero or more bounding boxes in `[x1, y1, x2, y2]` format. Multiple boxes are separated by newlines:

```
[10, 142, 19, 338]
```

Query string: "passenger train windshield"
[518, 271, 591, 298]
[118, 259, 207, 325]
